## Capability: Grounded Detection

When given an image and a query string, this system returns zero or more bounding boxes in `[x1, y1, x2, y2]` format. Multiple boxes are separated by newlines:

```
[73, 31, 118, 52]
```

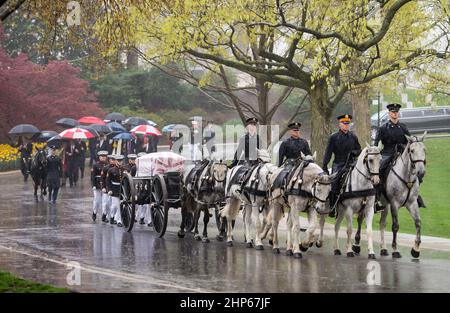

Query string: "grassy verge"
[0, 271, 70, 293]
[305, 137, 450, 238]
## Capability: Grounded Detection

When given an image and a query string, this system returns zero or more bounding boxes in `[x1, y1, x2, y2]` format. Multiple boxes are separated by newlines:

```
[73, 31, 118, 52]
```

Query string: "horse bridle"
[407, 141, 426, 169]
[357, 151, 380, 180]
[311, 173, 332, 203]
[211, 162, 227, 183]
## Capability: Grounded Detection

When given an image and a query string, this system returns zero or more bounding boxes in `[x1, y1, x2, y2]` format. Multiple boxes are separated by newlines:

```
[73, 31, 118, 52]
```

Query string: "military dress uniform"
[374, 103, 425, 208]
[278, 122, 311, 166]
[322, 114, 361, 215]
[91, 151, 108, 221]
[19, 142, 33, 181]
[203, 123, 216, 157]
[230, 117, 260, 167]
[101, 155, 115, 222]
[46, 147, 62, 203]
[106, 155, 124, 226]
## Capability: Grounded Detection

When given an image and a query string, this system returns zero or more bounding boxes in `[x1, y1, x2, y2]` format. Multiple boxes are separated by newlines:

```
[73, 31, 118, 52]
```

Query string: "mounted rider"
[278, 122, 311, 166]
[230, 117, 260, 168]
[374, 103, 426, 210]
[322, 114, 361, 217]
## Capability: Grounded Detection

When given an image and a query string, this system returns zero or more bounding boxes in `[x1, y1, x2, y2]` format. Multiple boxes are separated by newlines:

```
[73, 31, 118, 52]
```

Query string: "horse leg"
[316, 214, 325, 248]
[244, 204, 253, 248]
[334, 206, 344, 255]
[365, 199, 376, 259]
[225, 198, 240, 246]
[380, 204, 390, 256]
[290, 205, 302, 258]
[352, 211, 364, 255]
[300, 207, 317, 252]
[193, 207, 202, 241]
[285, 211, 293, 256]
[407, 202, 421, 258]
[178, 206, 187, 238]
[391, 207, 402, 258]
[202, 206, 210, 243]
[254, 204, 264, 250]
[345, 208, 354, 257]
[271, 203, 282, 254]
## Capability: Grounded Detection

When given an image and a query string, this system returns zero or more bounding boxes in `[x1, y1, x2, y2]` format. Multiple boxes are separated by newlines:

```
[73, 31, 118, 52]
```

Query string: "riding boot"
[374, 187, 385, 213]
[328, 193, 336, 218]
[417, 195, 426, 208]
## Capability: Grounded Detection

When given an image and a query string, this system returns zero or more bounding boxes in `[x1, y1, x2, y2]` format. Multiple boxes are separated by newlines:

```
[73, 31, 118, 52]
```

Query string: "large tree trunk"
[255, 78, 272, 146]
[351, 87, 371, 145]
[126, 49, 138, 69]
[310, 81, 333, 164]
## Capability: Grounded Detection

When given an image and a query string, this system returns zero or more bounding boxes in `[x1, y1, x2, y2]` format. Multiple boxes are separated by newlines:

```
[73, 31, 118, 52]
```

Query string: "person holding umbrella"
[65, 140, 82, 187]
[76, 139, 87, 179]
[46, 145, 63, 204]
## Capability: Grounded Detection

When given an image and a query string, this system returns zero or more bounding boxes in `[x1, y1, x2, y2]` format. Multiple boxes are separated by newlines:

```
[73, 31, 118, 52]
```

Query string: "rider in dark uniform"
[278, 122, 311, 166]
[230, 117, 260, 167]
[323, 114, 361, 217]
[374, 103, 425, 209]
[46, 145, 62, 204]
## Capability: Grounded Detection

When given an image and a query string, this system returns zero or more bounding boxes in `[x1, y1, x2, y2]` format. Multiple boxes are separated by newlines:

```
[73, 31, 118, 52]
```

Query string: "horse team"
[182, 133, 427, 260]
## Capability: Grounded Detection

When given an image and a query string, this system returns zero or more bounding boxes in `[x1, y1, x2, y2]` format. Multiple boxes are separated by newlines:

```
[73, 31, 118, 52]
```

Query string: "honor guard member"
[134, 152, 152, 226]
[106, 155, 124, 227]
[101, 155, 115, 223]
[278, 122, 311, 166]
[124, 154, 137, 177]
[323, 114, 361, 217]
[91, 150, 108, 222]
[46, 145, 62, 204]
[230, 117, 260, 167]
[374, 103, 426, 209]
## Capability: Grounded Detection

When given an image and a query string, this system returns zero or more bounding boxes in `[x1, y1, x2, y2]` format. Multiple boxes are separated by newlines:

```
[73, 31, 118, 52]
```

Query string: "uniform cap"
[98, 150, 108, 156]
[288, 122, 302, 130]
[114, 155, 124, 161]
[245, 117, 259, 126]
[337, 114, 352, 123]
[137, 152, 147, 158]
[127, 154, 137, 159]
[386, 103, 402, 112]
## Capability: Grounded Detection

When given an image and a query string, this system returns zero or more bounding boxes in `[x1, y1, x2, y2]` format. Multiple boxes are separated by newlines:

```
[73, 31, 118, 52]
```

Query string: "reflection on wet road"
[0, 171, 449, 292]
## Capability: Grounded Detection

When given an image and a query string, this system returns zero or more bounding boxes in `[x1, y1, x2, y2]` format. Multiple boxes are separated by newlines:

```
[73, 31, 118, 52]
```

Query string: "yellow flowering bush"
[0, 142, 47, 171]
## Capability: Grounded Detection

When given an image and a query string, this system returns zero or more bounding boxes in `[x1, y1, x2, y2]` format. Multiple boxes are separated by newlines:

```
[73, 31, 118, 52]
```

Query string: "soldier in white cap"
[91, 150, 108, 222]
[101, 155, 115, 223]
[106, 154, 124, 226]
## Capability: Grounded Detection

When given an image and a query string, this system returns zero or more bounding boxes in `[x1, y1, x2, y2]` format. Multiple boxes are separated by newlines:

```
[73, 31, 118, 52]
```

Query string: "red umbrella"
[59, 127, 94, 139]
[78, 116, 106, 125]
[130, 125, 162, 136]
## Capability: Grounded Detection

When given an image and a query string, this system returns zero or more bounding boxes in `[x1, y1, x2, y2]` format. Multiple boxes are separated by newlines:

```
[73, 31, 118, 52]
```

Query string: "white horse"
[266, 153, 336, 258]
[220, 149, 277, 248]
[355, 133, 427, 259]
[332, 144, 381, 259]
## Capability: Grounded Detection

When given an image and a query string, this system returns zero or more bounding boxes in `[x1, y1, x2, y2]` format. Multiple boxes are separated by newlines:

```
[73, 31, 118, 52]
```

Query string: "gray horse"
[220, 149, 276, 248]
[179, 159, 228, 242]
[355, 133, 427, 259]
[332, 144, 381, 259]
[265, 153, 335, 258]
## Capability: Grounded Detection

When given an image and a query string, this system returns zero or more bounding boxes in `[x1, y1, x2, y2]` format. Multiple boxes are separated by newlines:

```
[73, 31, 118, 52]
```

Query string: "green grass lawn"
[312, 136, 450, 238]
[0, 271, 70, 293]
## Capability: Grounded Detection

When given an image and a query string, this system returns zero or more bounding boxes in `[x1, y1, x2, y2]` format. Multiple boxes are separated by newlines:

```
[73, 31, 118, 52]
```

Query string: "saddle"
[272, 159, 298, 190]
[227, 163, 255, 194]
[186, 160, 210, 195]
[283, 160, 313, 198]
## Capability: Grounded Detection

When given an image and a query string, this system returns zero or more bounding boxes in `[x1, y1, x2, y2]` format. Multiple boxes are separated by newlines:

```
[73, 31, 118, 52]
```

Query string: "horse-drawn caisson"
[119, 152, 185, 237]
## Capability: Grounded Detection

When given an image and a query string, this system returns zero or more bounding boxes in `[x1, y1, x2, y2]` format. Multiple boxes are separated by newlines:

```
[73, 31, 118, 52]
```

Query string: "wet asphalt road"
[0, 170, 450, 293]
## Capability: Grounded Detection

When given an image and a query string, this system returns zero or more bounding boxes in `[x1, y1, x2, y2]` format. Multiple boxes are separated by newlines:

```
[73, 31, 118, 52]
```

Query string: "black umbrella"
[56, 118, 79, 128]
[123, 117, 149, 127]
[47, 135, 64, 149]
[89, 124, 112, 134]
[32, 130, 59, 142]
[8, 124, 40, 136]
[79, 125, 100, 137]
[104, 112, 126, 122]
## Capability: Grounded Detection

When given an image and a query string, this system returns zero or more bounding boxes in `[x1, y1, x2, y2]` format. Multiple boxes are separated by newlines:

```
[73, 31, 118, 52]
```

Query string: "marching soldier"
[123, 154, 137, 177]
[91, 151, 108, 222]
[374, 103, 426, 209]
[323, 114, 361, 217]
[278, 122, 311, 166]
[106, 155, 124, 227]
[101, 155, 115, 223]
[230, 117, 260, 167]
[46, 145, 62, 204]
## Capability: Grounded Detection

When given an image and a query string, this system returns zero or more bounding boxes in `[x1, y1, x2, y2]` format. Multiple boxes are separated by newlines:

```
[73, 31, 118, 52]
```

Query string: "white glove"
[108, 191, 112, 195]
[93, 186, 97, 190]
[102, 188, 106, 193]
